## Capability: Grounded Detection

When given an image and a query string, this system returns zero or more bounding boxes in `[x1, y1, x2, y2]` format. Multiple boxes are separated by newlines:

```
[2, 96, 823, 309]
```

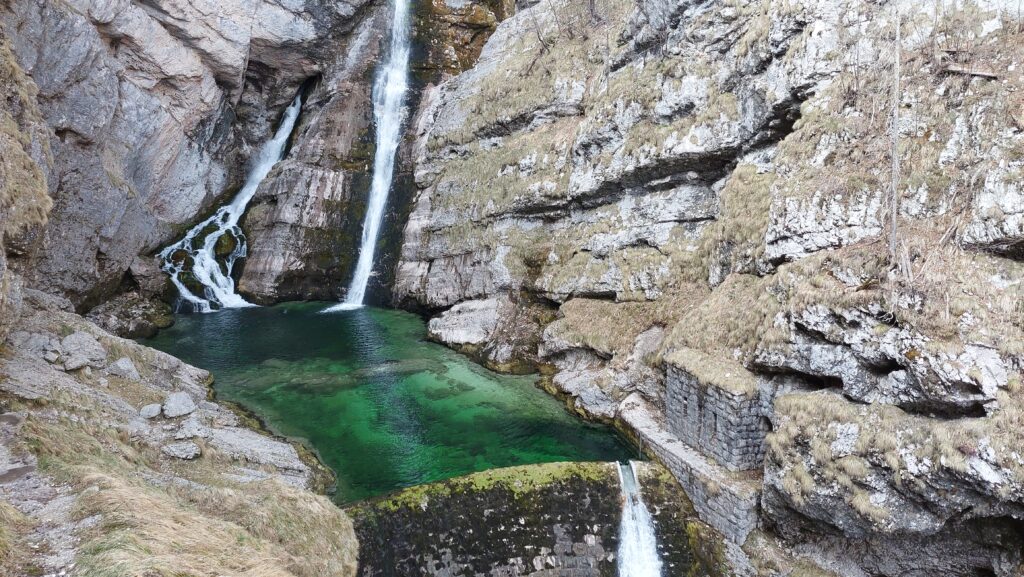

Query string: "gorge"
[2, 0, 1024, 576]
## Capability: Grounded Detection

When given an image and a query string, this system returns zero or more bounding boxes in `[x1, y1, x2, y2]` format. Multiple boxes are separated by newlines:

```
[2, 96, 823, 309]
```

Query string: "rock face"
[0, 286, 358, 577]
[238, 0, 516, 305]
[0, 0, 371, 309]
[396, 0, 1024, 574]
[237, 4, 386, 303]
[0, 30, 51, 342]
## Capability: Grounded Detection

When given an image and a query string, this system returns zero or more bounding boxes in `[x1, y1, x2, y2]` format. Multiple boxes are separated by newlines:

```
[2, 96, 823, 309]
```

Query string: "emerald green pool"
[145, 303, 634, 502]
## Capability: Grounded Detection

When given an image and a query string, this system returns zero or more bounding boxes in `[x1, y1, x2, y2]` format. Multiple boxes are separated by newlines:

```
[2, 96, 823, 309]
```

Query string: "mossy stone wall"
[348, 461, 725, 577]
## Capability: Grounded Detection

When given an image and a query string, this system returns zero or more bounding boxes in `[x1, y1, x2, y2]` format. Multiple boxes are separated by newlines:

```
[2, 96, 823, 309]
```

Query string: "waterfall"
[325, 0, 411, 312]
[617, 461, 663, 577]
[159, 94, 303, 313]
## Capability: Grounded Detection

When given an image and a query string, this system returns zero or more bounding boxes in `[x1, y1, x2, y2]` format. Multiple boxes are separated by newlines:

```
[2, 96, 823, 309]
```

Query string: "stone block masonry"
[664, 357, 770, 472]
[618, 394, 761, 545]
[348, 461, 720, 577]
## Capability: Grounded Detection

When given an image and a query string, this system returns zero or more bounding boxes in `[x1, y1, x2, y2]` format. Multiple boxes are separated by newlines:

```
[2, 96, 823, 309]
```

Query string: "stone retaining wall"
[619, 394, 761, 545]
[347, 461, 722, 577]
[665, 365, 769, 471]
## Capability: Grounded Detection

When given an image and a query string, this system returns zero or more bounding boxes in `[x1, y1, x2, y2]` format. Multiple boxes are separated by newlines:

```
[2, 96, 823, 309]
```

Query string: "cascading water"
[617, 461, 663, 577]
[325, 0, 411, 312]
[160, 94, 303, 313]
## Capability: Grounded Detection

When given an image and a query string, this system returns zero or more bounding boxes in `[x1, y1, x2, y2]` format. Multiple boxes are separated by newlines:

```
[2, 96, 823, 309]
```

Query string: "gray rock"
[139, 404, 162, 419]
[43, 351, 60, 364]
[174, 415, 211, 440]
[60, 331, 107, 371]
[86, 292, 173, 339]
[128, 257, 169, 298]
[106, 357, 141, 382]
[162, 392, 197, 418]
[206, 427, 308, 478]
[161, 441, 201, 460]
[427, 297, 503, 346]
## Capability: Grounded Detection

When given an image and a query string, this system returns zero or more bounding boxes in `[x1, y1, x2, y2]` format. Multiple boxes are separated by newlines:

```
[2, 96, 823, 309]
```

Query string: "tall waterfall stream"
[618, 461, 664, 577]
[326, 0, 411, 311]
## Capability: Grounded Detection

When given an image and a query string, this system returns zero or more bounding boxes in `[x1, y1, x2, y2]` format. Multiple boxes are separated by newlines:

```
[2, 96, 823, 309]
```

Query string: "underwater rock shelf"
[144, 303, 634, 502]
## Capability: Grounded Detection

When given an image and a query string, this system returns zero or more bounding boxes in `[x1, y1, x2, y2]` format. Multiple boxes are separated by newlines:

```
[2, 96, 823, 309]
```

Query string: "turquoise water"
[145, 303, 634, 502]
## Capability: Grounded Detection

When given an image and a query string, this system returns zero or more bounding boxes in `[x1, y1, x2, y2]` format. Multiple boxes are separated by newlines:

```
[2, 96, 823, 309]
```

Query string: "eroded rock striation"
[396, 0, 1024, 574]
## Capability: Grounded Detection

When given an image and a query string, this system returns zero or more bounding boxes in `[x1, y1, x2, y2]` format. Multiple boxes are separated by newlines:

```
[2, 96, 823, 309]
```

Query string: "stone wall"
[664, 359, 768, 472]
[619, 395, 760, 546]
[348, 461, 724, 577]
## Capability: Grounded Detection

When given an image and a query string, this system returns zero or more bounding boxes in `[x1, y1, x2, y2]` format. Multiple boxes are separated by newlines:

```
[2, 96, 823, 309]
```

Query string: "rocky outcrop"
[0, 0, 371, 309]
[396, 0, 1024, 574]
[0, 286, 358, 576]
[238, 4, 385, 303]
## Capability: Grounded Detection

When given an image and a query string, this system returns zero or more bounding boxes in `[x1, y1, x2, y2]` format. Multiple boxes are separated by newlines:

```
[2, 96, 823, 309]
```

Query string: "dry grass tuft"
[0, 33, 51, 235]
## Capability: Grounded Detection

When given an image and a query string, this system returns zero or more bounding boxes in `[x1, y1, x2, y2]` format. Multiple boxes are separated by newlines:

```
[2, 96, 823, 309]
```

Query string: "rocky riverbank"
[0, 286, 358, 576]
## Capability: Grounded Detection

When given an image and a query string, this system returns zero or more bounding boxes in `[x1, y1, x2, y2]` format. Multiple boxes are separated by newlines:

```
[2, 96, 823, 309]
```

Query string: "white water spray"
[160, 94, 303, 313]
[325, 0, 411, 312]
[617, 461, 663, 577]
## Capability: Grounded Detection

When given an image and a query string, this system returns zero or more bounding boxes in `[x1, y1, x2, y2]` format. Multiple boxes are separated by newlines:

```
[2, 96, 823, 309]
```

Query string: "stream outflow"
[618, 461, 664, 577]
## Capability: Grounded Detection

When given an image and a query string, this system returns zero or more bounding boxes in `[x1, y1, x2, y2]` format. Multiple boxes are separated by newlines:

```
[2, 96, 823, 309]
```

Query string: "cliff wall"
[396, 0, 1024, 574]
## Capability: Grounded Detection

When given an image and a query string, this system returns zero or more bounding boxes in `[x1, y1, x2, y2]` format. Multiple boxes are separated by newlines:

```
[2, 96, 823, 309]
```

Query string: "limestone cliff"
[238, 0, 515, 305]
[396, 0, 1024, 574]
[0, 0, 371, 309]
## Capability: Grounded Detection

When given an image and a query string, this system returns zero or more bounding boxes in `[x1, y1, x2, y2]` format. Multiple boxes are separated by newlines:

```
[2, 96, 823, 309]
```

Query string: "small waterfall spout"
[617, 461, 663, 577]
[159, 94, 303, 312]
[325, 0, 411, 312]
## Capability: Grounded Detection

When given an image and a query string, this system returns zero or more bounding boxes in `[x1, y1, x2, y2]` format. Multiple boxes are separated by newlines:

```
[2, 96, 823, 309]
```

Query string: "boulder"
[107, 357, 141, 382]
[163, 392, 197, 418]
[175, 415, 211, 440]
[427, 297, 503, 346]
[161, 441, 201, 460]
[60, 331, 107, 370]
[140, 404, 162, 419]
